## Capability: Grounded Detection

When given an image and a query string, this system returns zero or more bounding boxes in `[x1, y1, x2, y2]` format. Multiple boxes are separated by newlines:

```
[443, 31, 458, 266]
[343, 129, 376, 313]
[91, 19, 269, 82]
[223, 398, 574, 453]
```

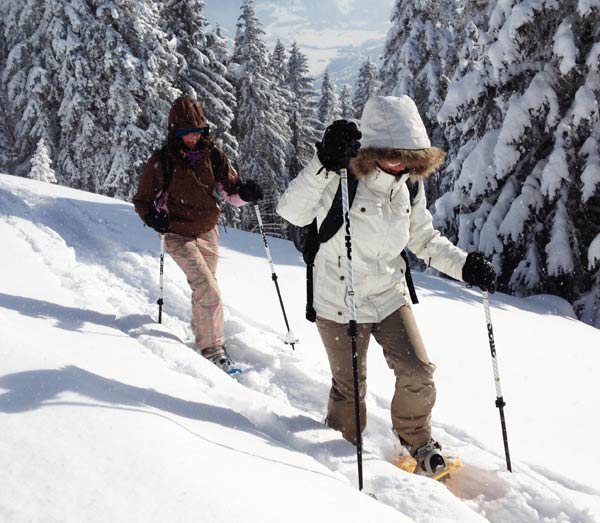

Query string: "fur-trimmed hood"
[350, 146, 446, 180]
[350, 95, 446, 179]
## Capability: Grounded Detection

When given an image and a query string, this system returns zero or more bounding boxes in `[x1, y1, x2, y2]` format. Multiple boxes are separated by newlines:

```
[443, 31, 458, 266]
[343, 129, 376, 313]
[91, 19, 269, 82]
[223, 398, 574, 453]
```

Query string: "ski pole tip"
[284, 330, 299, 345]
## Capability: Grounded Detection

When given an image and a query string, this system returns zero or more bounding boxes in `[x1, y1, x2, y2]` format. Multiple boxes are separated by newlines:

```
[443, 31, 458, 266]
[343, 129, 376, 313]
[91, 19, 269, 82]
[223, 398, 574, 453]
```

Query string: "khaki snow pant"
[316, 306, 436, 448]
[164, 229, 224, 351]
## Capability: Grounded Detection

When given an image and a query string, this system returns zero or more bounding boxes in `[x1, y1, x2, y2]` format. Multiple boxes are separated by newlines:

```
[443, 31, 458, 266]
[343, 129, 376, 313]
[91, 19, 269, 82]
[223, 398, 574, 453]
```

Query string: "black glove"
[316, 119, 362, 172]
[144, 207, 170, 233]
[238, 179, 264, 203]
[462, 252, 497, 293]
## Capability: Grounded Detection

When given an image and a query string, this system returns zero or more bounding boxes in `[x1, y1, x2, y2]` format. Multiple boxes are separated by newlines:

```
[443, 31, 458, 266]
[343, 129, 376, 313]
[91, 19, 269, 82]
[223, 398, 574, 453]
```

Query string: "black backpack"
[292, 171, 420, 322]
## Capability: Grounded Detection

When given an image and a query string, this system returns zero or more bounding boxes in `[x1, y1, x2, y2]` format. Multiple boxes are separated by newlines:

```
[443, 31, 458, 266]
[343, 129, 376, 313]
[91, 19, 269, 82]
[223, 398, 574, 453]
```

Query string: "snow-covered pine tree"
[206, 25, 242, 229]
[317, 70, 338, 126]
[379, 0, 457, 124]
[230, 0, 290, 236]
[2, 0, 179, 197]
[94, 0, 178, 199]
[270, 39, 287, 83]
[352, 57, 378, 118]
[161, 0, 238, 160]
[29, 138, 57, 183]
[0, 9, 11, 172]
[339, 84, 355, 119]
[285, 41, 321, 180]
[436, 0, 600, 327]
[1, 0, 58, 178]
[208, 25, 230, 65]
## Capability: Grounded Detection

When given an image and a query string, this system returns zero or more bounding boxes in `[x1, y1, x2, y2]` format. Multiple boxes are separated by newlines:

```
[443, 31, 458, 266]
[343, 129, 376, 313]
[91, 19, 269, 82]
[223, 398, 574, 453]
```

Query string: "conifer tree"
[230, 0, 290, 236]
[1, 0, 58, 178]
[1, 0, 179, 197]
[95, 0, 178, 199]
[0, 10, 11, 171]
[379, 0, 458, 145]
[317, 70, 338, 126]
[339, 84, 354, 119]
[208, 25, 230, 65]
[29, 138, 57, 183]
[352, 57, 378, 118]
[286, 41, 320, 179]
[162, 0, 238, 160]
[435, 0, 600, 327]
[270, 39, 287, 83]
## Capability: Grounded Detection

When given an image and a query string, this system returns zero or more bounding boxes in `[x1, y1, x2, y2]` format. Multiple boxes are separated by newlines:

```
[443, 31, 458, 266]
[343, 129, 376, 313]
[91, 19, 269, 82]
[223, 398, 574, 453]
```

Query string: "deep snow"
[1, 173, 599, 523]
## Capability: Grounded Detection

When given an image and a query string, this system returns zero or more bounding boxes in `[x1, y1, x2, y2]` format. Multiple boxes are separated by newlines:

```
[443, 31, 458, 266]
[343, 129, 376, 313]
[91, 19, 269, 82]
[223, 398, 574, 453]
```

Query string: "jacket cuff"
[300, 154, 335, 189]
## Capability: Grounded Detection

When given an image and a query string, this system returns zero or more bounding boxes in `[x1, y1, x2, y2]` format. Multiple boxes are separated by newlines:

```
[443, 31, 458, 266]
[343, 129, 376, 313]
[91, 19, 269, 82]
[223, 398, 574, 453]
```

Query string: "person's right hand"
[316, 120, 362, 172]
[144, 208, 170, 233]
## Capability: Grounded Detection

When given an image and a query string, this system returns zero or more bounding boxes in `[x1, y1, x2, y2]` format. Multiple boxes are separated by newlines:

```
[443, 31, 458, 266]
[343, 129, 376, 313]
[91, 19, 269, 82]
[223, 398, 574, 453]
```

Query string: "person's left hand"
[239, 179, 264, 203]
[462, 252, 497, 293]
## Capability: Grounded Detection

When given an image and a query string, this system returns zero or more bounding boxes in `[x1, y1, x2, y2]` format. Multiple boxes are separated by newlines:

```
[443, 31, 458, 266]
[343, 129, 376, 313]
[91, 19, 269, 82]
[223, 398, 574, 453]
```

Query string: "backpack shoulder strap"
[159, 147, 174, 193]
[208, 143, 227, 183]
[317, 169, 359, 244]
[403, 176, 420, 305]
[406, 177, 419, 205]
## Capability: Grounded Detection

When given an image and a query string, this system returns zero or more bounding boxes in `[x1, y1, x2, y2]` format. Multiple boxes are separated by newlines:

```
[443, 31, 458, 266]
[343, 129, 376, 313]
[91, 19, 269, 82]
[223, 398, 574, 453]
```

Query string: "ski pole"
[340, 168, 364, 491]
[157, 234, 165, 324]
[254, 205, 298, 349]
[482, 290, 512, 472]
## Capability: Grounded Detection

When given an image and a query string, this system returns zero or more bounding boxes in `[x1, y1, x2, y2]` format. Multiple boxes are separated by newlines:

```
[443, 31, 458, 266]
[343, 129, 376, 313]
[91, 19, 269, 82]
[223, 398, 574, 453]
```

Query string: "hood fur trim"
[349, 147, 446, 180]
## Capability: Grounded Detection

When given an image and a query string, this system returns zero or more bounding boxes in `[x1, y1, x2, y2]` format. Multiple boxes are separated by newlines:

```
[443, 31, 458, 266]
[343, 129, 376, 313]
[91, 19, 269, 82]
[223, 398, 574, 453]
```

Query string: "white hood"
[359, 95, 431, 150]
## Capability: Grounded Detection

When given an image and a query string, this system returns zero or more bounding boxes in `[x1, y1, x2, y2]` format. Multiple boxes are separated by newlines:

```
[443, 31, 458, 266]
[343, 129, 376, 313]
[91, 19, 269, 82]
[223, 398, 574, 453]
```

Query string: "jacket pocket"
[390, 195, 411, 217]
[314, 257, 347, 309]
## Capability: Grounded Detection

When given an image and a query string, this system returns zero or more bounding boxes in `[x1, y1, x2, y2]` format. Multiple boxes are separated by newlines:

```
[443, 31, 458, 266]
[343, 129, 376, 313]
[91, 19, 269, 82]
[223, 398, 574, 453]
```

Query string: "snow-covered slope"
[1, 173, 599, 523]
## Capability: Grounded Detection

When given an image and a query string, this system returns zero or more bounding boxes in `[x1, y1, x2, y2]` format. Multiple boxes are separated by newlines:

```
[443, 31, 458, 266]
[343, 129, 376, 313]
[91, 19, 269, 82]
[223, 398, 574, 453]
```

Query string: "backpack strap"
[406, 177, 419, 204]
[318, 170, 359, 243]
[403, 177, 420, 305]
[159, 147, 174, 193]
[401, 250, 419, 305]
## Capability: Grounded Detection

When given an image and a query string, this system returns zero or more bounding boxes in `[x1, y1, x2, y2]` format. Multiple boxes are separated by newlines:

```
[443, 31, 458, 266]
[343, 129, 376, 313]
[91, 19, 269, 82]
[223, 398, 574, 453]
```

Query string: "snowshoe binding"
[392, 439, 463, 482]
[201, 346, 242, 375]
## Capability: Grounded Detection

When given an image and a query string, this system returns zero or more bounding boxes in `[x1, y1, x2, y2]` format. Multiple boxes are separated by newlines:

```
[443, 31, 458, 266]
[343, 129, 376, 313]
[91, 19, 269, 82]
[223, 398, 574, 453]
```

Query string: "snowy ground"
[1, 173, 599, 523]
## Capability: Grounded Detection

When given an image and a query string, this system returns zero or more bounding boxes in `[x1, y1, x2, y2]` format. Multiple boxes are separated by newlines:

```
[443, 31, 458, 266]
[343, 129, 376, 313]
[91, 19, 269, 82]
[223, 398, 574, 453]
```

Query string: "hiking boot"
[410, 440, 447, 477]
[201, 346, 234, 373]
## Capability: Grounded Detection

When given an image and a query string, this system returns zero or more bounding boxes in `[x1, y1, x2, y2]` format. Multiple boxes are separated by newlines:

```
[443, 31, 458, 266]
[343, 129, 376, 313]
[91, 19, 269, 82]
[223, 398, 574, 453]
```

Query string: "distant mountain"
[316, 38, 385, 91]
[204, 0, 393, 78]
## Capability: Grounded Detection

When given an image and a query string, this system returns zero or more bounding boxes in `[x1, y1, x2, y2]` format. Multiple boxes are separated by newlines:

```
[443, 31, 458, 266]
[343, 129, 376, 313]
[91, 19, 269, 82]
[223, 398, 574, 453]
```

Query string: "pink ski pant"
[164, 229, 224, 350]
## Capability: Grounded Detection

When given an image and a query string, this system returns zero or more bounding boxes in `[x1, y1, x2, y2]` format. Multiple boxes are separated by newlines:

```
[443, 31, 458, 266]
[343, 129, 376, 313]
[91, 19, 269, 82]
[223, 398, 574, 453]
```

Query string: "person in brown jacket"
[133, 96, 263, 372]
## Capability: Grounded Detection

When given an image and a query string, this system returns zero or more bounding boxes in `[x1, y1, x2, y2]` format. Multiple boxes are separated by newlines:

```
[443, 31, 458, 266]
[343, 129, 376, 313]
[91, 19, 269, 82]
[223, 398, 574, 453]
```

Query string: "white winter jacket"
[277, 95, 468, 324]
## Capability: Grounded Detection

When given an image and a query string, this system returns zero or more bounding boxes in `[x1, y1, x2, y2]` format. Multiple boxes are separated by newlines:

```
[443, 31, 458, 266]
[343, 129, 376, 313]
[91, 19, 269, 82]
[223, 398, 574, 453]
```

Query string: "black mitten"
[316, 119, 362, 172]
[238, 179, 264, 203]
[144, 208, 170, 233]
[462, 252, 497, 293]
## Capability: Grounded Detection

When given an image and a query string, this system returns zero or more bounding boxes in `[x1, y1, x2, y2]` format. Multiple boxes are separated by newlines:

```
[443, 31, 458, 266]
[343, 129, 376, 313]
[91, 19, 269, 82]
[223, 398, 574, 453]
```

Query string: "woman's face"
[378, 159, 406, 175]
[182, 132, 202, 148]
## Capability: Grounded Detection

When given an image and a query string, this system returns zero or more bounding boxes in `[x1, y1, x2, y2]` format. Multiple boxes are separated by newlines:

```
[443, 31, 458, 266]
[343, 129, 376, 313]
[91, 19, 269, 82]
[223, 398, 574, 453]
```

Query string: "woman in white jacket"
[277, 95, 496, 477]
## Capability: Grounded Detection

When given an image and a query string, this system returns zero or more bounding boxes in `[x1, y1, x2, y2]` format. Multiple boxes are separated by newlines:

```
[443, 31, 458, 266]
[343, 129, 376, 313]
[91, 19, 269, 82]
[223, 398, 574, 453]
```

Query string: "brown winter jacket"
[133, 96, 241, 237]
